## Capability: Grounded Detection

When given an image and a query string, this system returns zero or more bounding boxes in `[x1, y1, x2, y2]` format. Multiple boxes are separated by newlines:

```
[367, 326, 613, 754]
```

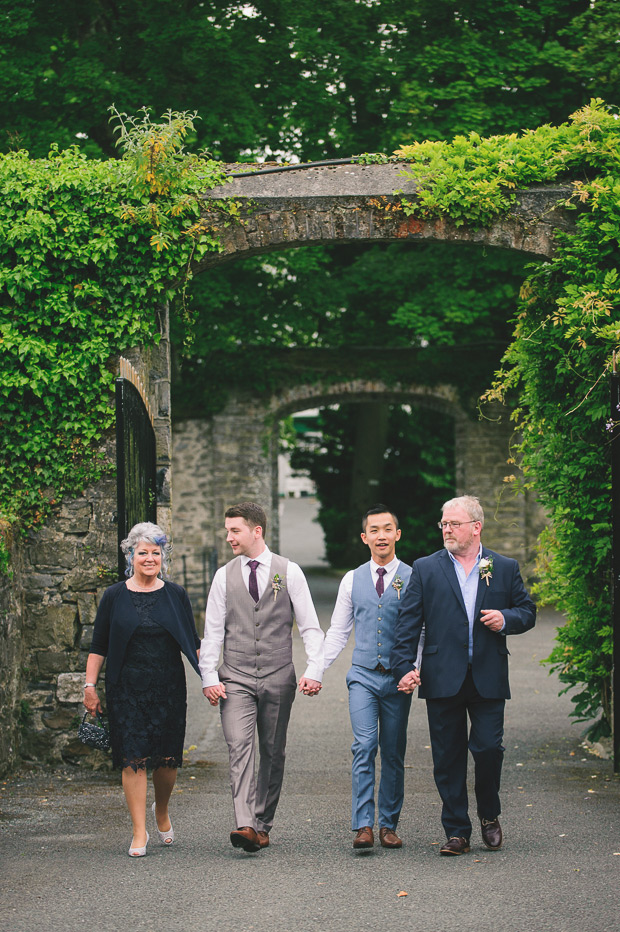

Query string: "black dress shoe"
[230, 826, 261, 852]
[439, 836, 470, 855]
[480, 817, 503, 850]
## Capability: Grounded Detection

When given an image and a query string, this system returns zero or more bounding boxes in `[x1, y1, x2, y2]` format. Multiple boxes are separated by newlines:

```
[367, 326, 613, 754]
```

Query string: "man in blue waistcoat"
[322, 504, 418, 850]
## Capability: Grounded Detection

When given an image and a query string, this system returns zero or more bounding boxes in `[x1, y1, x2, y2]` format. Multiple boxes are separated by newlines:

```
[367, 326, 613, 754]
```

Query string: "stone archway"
[197, 162, 574, 270]
[172, 378, 542, 613]
[7, 164, 565, 769]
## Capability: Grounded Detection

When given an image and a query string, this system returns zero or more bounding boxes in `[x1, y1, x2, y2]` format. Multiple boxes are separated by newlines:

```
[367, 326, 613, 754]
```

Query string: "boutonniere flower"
[392, 575, 404, 599]
[479, 556, 493, 586]
[272, 573, 285, 601]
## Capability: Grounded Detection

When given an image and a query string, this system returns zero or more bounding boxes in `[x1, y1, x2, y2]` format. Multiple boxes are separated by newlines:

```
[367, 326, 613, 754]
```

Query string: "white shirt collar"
[242, 546, 270, 566]
[370, 555, 399, 575]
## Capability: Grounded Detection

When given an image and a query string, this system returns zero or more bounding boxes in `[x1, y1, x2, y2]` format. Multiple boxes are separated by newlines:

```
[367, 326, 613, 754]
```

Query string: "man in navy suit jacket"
[390, 495, 536, 855]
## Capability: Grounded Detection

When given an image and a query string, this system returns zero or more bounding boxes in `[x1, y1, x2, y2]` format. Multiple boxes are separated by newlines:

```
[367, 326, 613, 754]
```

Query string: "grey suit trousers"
[219, 661, 297, 832]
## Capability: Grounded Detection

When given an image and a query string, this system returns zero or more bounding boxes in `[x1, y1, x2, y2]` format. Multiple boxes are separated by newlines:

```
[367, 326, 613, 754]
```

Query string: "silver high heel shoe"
[152, 801, 174, 845]
[128, 831, 149, 857]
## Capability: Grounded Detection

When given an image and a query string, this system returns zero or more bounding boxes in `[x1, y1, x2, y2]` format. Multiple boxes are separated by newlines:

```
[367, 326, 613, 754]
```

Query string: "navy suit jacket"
[390, 547, 536, 700]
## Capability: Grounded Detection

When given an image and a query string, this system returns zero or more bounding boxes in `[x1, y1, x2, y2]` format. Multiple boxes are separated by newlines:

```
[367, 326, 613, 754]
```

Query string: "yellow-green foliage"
[0, 110, 232, 562]
[397, 99, 620, 736]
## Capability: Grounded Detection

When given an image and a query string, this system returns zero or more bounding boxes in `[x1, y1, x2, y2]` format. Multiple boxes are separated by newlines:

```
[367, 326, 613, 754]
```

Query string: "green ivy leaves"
[0, 111, 234, 559]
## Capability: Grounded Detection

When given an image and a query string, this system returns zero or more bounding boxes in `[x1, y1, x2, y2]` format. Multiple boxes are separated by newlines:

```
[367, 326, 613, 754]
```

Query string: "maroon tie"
[248, 560, 260, 602]
[376, 567, 387, 597]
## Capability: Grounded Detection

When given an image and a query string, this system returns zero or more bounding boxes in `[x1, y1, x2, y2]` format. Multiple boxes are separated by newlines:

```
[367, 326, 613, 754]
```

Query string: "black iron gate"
[115, 376, 157, 580]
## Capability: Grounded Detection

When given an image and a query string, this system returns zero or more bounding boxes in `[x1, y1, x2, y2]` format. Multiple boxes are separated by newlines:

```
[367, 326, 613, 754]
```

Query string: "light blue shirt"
[448, 545, 482, 662]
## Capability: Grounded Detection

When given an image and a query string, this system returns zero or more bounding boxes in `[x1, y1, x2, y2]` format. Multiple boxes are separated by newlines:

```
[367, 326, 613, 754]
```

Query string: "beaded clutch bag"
[78, 711, 111, 752]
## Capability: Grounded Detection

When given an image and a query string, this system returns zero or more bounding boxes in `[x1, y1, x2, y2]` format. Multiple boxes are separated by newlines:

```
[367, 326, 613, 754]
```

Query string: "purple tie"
[248, 560, 260, 602]
[376, 567, 387, 597]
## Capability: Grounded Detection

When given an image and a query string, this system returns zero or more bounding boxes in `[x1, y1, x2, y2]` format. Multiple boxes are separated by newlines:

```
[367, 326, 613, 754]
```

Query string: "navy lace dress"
[106, 590, 187, 771]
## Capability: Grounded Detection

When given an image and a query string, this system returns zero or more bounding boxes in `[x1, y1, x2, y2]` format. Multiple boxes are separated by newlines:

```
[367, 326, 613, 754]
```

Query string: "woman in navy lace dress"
[83, 522, 201, 857]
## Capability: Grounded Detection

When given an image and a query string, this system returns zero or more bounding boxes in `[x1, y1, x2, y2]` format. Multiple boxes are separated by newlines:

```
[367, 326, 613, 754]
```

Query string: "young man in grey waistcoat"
[322, 505, 419, 850]
[199, 502, 325, 852]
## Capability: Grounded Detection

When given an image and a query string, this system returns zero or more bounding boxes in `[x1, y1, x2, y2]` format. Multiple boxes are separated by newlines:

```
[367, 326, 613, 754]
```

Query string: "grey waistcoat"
[223, 554, 294, 677]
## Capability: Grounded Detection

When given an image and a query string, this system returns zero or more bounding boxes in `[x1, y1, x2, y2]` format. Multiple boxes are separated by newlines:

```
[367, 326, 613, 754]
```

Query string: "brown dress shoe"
[230, 826, 261, 852]
[480, 817, 503, 850]
[353, 826, 374, 849]
[439, 836, 470, 855]
[379, 827, 402, 848]
[256, 830, 270, 848]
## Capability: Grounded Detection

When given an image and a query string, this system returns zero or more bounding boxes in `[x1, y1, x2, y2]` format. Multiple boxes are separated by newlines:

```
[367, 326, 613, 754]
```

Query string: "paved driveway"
[1, 575, 618, 932]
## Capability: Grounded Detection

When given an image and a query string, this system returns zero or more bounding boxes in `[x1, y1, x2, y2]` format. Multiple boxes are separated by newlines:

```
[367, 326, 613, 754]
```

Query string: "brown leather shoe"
[256, 830, 270, 848]
[353, 826, 374, 849]
[379, 827, 402, 848]
[480, 817, 502, 850]
[230, 826, 261, 852]
[439, 836, 470, 855]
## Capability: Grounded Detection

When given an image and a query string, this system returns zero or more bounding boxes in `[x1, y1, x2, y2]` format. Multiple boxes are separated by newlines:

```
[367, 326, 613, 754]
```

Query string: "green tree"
[289, 403, 455, 566]
[1, 0, 613, 161]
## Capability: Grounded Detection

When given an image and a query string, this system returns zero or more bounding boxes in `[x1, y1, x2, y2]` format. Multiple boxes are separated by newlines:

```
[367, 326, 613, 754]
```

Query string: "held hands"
[299, 677, 322, 697]
[480, 609, 505, 633]
[83, 687, 102, 716]
[203, 683, 227, 706]
[397, 669, 420, 694]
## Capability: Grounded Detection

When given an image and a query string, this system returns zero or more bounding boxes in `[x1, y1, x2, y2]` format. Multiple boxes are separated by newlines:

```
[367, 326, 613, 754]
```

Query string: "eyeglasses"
[437, 520, 477, 530]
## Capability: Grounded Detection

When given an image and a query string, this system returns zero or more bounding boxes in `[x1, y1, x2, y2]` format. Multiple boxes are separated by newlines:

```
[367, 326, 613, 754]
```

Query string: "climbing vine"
[0, 109, 233, 569]
[398, 99, 620, 737]
[1, 100, 619, 735]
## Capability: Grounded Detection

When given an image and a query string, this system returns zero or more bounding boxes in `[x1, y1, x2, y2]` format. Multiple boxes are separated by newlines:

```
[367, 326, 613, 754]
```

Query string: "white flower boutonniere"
[479, 556, 493, 586]
[392, 575, 404, 599]
[272, 573, 285, 601]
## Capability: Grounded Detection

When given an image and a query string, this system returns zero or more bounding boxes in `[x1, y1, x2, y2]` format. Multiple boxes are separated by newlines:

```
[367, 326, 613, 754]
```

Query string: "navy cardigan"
[90, 580, 201, 685]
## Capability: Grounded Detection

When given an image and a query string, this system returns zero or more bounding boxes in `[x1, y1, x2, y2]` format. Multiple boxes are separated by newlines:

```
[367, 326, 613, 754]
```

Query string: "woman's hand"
[83, 686, 102, 715]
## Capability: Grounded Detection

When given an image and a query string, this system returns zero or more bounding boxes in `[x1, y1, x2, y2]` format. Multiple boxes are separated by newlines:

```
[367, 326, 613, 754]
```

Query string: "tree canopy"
[2, 1, 620, 735]
[2, 0, 616, 161]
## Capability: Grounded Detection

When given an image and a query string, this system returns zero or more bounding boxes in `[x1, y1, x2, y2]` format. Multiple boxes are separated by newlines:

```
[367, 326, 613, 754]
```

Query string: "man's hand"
[299, 677, 322, 696]
[480, 609, 505, 633]
[397, 669, 420, 693]
[203, 683, 227, 706]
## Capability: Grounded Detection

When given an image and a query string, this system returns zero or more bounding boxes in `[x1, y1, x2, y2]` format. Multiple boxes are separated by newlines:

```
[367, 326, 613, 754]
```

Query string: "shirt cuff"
[201, 672, 220, 688]
[302, 663, 323, 683]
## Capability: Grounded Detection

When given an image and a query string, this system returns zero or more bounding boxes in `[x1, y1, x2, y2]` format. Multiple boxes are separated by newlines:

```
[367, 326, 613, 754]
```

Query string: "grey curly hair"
[120, 522, 171, 578]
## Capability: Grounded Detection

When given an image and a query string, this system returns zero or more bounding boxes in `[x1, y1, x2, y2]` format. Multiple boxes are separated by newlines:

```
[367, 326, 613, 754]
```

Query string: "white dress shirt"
[323, 556, 401, 673]
[199, 546, 325, 687]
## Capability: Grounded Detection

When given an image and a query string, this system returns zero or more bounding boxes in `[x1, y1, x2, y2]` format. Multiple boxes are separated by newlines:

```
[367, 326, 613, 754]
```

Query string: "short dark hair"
[225, 501, 267, 536]
[361, 504, 399, 532]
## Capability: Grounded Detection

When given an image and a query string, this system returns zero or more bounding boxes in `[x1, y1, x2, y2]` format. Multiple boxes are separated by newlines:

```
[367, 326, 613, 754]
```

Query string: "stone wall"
[1, 303, 174, 771]
[17, 438, 118, 768]
[455, 408, 545, 576]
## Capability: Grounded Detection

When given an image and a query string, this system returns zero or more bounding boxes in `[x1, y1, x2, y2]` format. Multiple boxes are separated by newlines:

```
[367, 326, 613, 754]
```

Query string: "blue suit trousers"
[346, 665, 412, 831]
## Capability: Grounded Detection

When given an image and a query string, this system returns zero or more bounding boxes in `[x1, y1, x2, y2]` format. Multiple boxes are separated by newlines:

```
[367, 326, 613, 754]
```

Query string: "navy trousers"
[425, 668, 505, 840]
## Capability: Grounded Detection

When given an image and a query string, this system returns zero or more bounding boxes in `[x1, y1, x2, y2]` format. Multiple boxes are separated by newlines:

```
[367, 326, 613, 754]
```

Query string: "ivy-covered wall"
[2, 102, 619, 766]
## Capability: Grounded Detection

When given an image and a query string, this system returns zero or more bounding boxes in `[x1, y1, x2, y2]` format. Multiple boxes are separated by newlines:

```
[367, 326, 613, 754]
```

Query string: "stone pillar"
[456, 406, 544, 578]
[172, 396, 276, 608]
[16, 438, 118, 766]
[120, 301, 173, 536]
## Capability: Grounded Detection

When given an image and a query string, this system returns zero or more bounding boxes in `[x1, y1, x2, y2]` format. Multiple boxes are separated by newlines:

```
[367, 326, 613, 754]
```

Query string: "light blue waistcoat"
[351, 561, 412, 671]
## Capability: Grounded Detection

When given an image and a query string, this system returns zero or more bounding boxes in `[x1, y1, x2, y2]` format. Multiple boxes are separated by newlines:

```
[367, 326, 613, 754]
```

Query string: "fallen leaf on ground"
[397, 891, 408, 897]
